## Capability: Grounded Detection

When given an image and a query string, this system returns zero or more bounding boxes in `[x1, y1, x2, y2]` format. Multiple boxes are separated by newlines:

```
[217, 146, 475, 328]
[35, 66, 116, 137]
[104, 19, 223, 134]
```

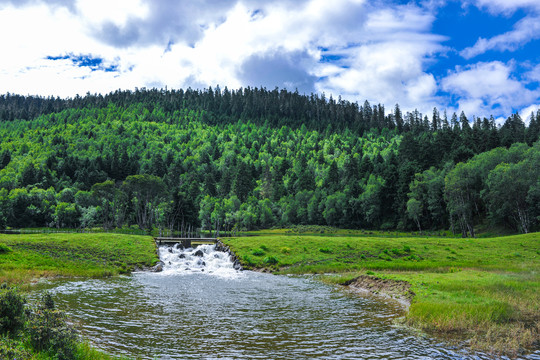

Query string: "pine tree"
[394, 104, 404, 133]
[432, 107, 440, 131]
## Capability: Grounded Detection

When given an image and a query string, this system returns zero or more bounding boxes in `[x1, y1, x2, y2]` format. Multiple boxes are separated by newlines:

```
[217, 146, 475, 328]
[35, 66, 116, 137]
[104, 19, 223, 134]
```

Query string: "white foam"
[158, 244, 243, 279]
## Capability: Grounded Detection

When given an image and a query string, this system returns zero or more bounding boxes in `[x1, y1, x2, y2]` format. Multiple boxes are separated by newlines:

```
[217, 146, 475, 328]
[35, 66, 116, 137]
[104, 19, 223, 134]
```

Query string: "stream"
[34, 244, 539, 359]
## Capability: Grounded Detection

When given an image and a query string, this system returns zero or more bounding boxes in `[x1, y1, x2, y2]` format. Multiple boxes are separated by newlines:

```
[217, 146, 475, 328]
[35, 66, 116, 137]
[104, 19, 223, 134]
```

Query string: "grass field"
[0, 233, 159, 285]
[224, 232, 539, 273]
[1, 230, 537, 356]
[223, 231, 540, 356]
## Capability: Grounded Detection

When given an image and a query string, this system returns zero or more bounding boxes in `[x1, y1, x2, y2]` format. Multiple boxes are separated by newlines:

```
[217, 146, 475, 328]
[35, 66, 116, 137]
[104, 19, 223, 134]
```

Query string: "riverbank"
[0, 233, 159, 286]
[0, 233, 159, 359]
[222, 231, 540, 357]
[1, 231, 538, 357]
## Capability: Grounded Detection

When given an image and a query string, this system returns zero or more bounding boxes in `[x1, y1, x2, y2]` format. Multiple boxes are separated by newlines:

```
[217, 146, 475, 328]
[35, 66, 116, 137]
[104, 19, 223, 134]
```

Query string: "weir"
[154, 237, 217, 248]
[155, 238, 243, 276]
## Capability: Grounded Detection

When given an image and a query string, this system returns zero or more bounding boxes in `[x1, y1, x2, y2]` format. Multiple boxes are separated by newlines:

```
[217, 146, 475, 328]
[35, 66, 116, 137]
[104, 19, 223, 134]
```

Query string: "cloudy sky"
[0, 0, 539, 121]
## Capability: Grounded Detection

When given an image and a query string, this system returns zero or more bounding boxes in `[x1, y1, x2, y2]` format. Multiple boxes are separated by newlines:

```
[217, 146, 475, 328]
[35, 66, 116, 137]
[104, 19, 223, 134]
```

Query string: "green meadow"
[224, 232, 538, 273]
[0, 233, 158, 285]
[223, 231, 540, 355]
[0, 231, 538, 356]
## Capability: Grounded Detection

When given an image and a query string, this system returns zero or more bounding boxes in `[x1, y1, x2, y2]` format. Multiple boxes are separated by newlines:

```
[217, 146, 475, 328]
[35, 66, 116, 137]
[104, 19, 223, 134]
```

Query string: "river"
[35, 244, 538, 359]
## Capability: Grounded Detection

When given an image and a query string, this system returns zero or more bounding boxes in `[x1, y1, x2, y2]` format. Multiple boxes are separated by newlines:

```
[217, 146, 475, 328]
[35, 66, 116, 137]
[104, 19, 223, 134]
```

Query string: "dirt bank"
[343, 275, 415, 310]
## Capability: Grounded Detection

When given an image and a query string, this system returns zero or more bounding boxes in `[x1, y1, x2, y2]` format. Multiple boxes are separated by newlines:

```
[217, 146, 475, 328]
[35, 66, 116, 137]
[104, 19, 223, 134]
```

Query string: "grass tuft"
[0, 243, 12, 254]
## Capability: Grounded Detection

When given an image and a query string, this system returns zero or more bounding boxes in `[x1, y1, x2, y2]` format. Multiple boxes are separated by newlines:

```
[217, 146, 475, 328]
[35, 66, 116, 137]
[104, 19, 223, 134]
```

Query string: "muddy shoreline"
[342, 275, 415, 310]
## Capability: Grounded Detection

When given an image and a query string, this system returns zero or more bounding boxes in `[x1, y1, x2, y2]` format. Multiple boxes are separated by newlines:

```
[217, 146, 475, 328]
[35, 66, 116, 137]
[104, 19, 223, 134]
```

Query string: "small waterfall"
[158, 244, 243, 278]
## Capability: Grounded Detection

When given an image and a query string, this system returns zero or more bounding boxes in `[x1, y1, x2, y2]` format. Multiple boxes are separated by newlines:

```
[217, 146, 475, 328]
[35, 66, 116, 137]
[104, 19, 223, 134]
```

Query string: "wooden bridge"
[154, 237, 218, 248]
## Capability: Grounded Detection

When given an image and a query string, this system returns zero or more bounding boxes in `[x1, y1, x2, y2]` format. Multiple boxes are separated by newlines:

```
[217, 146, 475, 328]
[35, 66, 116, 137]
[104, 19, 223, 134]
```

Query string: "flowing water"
[36, 244, 538, 360]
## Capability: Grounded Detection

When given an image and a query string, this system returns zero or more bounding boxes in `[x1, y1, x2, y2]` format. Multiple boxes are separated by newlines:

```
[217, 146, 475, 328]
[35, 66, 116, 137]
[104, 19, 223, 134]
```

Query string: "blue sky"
[0, 0, 539, 123]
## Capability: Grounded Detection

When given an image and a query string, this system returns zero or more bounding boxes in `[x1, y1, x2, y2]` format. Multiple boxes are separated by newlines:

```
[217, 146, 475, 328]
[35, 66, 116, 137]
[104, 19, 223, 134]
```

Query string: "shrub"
[378, 253, 393, 261]
[0, 337, 33, 360]
[0, 288, 26, 336]
[251, 249, 265, 256]
[319, 248, 332, 254]
[241, 255, 254, 266]
[263, 256, 279, 265]
[259, 245, 269, 251]
[280, 247, 291, 254]
[0, 243, 12, 254]
[27, 293, 78, 360]
[403, 245, 411, 253]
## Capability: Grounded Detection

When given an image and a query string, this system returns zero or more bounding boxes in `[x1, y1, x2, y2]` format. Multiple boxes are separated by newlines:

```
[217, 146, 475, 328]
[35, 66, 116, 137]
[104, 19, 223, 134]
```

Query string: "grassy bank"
[0, 233, 159, 285]
[1, 230, 537, 356]
[0, 233, 158, 359]
[223, 232, 540, 356]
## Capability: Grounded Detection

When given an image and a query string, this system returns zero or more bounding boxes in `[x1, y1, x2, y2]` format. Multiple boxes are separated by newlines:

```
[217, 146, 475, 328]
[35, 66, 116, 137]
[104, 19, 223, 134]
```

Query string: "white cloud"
[525, 64, 540, 82]
[441, 61, 539, 117]
[316, 5, 445, 113]
[0, 3, 118, 96]
[0, 0, 449, 116]
[469, 0, 540, 14]
[76, 0, 149, 28]
[460, 15, 540, 59]
[0, 0, 538, 121]
[520, 104, 540, 125]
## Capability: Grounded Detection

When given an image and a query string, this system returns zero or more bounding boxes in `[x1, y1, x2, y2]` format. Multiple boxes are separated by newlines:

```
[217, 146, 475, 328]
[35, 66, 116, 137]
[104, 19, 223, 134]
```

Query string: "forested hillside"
[0, 88, 539, 235]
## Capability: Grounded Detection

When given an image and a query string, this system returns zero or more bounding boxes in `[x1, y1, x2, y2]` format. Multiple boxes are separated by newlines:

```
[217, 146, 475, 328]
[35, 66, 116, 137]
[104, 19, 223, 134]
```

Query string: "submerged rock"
[152, 261, 165, 272]
[194, 249, 204, 257]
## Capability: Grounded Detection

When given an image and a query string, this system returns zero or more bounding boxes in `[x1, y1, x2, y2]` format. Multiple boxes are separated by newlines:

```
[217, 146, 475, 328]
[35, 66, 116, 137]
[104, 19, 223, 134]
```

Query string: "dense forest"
[0, 88, 539, 236]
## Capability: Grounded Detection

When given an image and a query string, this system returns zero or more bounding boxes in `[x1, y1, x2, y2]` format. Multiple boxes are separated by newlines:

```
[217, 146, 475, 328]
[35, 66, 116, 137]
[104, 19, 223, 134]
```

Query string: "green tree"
[484, 152, 539, 233]
[258, 198, 276, 228]
[123, 174, 167, 230]
[360, 174, 385, 227]
[324, 160, 340, 193]
[444, 163, 478, 237]
[323, 192, 347, 227]
[91, 180, 123, 229]
[406, 198, 423, 231]
[294, 153, 315, 192]
[199, 195, 216, 233]
[53, 202, 80, 229]
[233, 160, 254, 202]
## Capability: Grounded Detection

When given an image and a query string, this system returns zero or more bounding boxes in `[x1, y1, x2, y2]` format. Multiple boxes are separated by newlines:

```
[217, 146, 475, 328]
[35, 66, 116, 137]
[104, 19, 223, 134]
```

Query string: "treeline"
[4, 87, 539, 140]
[0, 90, 539, 235]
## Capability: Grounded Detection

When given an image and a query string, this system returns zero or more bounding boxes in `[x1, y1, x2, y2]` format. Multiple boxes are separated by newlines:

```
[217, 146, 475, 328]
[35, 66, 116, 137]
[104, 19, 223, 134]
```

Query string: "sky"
[0, 0, 539, 123]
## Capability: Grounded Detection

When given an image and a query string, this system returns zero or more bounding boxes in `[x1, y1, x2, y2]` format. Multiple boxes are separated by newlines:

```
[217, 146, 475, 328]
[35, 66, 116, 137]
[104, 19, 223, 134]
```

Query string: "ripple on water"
[33, 246, 539, 360]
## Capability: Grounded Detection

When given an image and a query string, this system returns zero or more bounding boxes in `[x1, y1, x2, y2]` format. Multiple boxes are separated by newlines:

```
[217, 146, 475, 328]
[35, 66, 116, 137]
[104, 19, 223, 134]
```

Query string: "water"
[36, 245, 538, 360]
